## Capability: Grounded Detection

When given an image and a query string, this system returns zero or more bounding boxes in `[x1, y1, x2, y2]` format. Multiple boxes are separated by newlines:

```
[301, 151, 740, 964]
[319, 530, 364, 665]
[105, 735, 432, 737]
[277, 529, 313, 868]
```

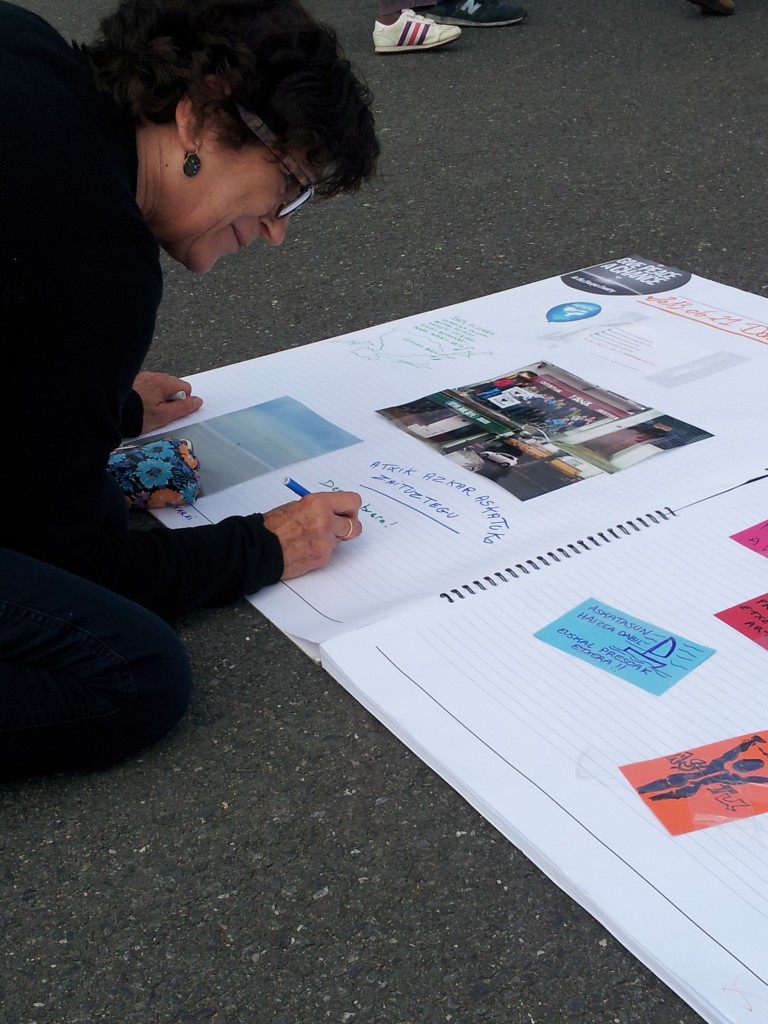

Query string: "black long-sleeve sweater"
[0, 2, 283, 619]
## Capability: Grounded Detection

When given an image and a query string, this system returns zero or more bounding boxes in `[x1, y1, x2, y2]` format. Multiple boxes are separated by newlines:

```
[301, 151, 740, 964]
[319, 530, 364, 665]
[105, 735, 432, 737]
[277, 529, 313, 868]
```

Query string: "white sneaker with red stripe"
[373, 9, 461, 52]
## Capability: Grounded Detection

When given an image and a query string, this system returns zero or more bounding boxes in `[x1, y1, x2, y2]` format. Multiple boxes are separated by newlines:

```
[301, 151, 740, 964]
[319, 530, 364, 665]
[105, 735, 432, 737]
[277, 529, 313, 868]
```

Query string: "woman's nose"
[261, 215, 288, 246]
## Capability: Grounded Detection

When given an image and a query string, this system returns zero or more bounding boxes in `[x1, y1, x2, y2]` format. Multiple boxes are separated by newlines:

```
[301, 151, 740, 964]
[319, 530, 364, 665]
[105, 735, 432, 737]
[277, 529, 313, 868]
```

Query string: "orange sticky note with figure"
[620, 732, 768, 835]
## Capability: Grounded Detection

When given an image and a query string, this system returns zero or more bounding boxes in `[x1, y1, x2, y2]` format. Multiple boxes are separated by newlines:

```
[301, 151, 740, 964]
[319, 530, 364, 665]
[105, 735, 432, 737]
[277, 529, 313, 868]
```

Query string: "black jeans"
[0, 547, 192, 780]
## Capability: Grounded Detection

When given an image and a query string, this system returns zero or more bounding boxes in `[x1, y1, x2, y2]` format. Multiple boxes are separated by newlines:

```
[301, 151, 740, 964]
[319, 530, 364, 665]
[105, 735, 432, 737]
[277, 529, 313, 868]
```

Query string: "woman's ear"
[174, 96, 201, 152]
[174, 77, 231, 151]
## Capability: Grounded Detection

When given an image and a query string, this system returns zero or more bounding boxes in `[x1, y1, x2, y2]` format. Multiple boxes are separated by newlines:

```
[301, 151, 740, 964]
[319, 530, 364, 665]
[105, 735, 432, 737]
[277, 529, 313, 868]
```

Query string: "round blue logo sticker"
[546, 302, 602, 323]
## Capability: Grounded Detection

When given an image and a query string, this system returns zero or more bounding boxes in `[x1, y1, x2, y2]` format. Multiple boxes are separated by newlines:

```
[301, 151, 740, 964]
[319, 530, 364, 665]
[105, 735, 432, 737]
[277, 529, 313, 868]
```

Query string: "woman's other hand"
[133, 371, 203, 432]
[263, 492, 363, 579]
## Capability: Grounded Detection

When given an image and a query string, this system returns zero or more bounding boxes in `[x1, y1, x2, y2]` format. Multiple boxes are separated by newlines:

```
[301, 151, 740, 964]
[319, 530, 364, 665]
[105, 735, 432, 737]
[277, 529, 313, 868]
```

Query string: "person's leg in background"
[0, 548, 192, 781]
[373, 2, 461, 52]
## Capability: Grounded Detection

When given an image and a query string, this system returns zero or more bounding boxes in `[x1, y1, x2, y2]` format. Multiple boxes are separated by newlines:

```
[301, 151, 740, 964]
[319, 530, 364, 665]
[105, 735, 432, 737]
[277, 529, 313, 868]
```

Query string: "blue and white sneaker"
[429, 0, 527, 26]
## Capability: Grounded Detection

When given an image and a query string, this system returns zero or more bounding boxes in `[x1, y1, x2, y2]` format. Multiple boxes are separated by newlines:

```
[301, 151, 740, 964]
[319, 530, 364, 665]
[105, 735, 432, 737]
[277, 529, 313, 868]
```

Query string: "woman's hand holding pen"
[133, 371, 203, 432]
[263, 491, 363, 580]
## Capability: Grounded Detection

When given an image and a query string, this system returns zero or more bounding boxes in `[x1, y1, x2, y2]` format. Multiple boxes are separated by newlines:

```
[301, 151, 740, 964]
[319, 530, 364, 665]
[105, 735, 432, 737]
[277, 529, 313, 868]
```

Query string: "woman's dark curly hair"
[84, 0, 379, 197]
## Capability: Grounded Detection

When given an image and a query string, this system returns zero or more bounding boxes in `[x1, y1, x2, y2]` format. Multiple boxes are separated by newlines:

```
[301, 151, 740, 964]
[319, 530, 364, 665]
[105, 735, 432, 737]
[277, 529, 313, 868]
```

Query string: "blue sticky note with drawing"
[534, 597, 715, 695]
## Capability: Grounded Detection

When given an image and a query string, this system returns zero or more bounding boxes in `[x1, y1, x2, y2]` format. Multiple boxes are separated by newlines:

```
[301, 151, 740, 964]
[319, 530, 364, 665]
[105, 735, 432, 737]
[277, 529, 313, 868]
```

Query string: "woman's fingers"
[262, 491, 362, 579]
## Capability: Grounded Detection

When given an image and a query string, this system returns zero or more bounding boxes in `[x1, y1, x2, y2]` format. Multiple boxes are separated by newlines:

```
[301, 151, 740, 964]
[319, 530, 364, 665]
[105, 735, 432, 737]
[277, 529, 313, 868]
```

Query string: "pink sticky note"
[731, 519, 768, 558]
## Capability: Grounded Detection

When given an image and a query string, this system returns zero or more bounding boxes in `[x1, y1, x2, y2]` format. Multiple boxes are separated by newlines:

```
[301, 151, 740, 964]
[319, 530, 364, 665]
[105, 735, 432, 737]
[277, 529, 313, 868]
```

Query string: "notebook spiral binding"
[439, 507, 677, 603]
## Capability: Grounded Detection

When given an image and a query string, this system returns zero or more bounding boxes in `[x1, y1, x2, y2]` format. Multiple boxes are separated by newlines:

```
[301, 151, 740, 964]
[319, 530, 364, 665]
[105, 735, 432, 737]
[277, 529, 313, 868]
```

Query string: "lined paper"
[152, 266, 768, 644]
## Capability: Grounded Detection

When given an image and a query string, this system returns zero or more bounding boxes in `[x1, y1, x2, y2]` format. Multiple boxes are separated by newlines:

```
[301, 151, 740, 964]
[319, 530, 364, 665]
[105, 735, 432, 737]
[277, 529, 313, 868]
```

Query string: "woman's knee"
[0, 549, 194, 776]
[123, 612, 193, 746]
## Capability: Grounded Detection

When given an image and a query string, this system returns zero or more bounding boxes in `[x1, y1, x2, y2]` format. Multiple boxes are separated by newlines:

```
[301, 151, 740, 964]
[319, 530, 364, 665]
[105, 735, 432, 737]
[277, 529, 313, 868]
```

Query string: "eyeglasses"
[235, 102, 315, 219]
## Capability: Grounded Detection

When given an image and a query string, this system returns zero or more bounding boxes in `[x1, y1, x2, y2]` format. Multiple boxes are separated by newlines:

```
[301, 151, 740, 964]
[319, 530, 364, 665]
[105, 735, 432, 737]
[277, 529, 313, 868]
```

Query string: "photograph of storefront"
[379, 362, 712, 501]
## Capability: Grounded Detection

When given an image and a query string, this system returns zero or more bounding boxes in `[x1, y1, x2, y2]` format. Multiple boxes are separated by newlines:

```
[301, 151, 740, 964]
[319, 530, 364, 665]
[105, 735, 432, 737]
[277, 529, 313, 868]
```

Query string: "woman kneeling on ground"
[0, 0, 379, 779]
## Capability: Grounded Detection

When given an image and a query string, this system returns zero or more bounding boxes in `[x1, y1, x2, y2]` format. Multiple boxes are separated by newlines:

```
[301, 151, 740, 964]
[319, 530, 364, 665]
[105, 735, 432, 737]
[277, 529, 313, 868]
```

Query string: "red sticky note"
[715, 593, 768, 650]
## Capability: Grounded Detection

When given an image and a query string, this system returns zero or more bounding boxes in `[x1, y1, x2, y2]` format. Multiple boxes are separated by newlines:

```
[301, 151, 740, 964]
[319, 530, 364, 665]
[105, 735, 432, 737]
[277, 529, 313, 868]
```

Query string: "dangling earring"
[183, 150, 201, 177]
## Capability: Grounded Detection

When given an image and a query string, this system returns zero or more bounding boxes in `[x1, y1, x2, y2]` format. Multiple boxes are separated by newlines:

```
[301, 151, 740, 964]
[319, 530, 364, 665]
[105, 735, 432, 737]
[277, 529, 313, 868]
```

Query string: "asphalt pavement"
[3, 1, 767, 1022]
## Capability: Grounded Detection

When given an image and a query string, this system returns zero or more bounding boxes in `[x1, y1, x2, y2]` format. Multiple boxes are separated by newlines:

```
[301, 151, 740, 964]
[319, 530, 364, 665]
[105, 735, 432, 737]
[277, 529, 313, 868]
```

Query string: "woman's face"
[140, 115, 304, 273]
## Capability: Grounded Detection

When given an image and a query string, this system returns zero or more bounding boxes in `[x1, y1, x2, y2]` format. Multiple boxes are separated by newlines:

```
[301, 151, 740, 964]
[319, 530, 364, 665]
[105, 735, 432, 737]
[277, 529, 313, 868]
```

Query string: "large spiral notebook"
[153, 258, 768, 1021]
[321, 481, 768, 1024]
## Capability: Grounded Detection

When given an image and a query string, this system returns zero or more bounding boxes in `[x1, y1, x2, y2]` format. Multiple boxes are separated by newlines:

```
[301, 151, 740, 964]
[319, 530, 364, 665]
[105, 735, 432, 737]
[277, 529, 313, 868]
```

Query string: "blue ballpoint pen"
[283, 476, 310, 497]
